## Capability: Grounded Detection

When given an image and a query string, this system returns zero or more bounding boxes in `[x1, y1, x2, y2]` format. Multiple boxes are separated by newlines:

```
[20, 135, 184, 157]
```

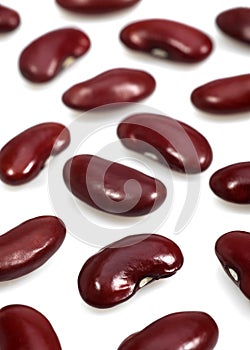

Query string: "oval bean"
[19, 28, 90, 83]
[117, 113, 212, 173]
[0, 216, 66, 281]
[78, 233, 183, 308]
[120, 19, 213, 63]
[117, 311, 219, 349]
[62, 68, 156, 110]
[191, 74, 250, 114]
[209, 162, 250, 204]
[63, 154, 166, 216]
[0, 304, 61, 349]
[0, 4, 20, 32]
[0, 122, 70, 185]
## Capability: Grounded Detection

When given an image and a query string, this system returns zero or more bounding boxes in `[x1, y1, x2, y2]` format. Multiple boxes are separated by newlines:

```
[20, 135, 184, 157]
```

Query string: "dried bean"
[0, 4, 20, 32]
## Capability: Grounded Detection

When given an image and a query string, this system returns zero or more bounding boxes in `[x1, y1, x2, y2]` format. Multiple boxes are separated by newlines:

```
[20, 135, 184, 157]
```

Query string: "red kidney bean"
[0, 122, 70, 185]
[0, 4, 20, 32]
[216, 7, 250, 44]
[120, 19, 213, 63]
[0, 216, 66, 282]
[62, 68, 156, 111]
[63, 154, 166, 216]
[19, 28, 90, 83]
[78, 233, 183, 308]
[191, 74, 250, 114]
[209, 162, 250, 204]
[117, 113, 212, 173]
[0, 304, 62, 349]
[117, 311, 219, 349]
[216, 231, 250, 300]
[56, 0, 141, 14]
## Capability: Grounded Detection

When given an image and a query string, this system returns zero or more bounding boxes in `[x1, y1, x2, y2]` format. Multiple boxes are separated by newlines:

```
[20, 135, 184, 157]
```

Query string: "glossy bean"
[216, 7, 250, 44]
[0, 304, 61, 350]
[117, 311, 219, 350]
[209, 162, 250, 204]
[62, 68, 156, 110]
[63, 154, 166, 216]
[117, 113, 212, 173]
[0, 5, 20, 32]
[0, 122, 70, 185]
[215, 231, 250, 299]
[191, 74, 250, 114]
[19, 28, 90, 83]
[0, 216, 66, 281]
[56, 0, 141, 14]
[120, 19, 213, 63]
[78, 233, 183, 308]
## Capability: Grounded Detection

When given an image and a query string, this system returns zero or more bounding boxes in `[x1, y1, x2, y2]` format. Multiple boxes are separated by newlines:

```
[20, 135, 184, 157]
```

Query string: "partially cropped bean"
[0, 5, 20, 33]
[78, 233, 183, 308]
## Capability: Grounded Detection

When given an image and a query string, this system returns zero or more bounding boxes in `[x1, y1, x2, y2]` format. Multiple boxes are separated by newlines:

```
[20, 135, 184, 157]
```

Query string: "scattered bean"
[0, 4, 20, 32]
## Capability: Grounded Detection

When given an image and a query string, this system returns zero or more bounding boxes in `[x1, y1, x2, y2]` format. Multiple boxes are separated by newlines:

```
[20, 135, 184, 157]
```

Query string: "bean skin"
[19, 28, 90, 83]
[117, 311, 219, 350]
[0, 122, 70, 185]
[209, 162, 250, 204]
[0, 304, 62, 350]
[117, 113, 212, 173]
[63, 155, 166, 216]
[78, 234, 183, 308]
[0, 216, 66, 282]
[120, 19, 213, 63]
[191, 74, 250, 114]
[0, 5, 20, 33]
[62, 68, 156, 110]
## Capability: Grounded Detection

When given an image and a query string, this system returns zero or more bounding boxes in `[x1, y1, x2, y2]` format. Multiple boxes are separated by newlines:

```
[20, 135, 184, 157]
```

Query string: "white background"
[1, 0, 250, 348]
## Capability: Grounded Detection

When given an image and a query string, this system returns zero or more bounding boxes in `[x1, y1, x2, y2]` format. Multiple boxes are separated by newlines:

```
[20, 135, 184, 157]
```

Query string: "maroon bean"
[62, 68, 156, 111]
[117, 311, 219, 349]
[0, 216, 66, 282]
[19, 28, 90, 83]
[120, 19, 213, 63]
[215, 231, 250, 300]
[0, 304, 61, 349]
[117, 113, 212, 173]
[0, 122, 70, 185]
[63, 154, 166, 216]
[216, 7, 250, 44]
[0, 5, 20, 33]
[209, 162, 250, 204]
[78, 233, 183, 308]
[56, 0, 141, 14]
[191, 74, 250, 114]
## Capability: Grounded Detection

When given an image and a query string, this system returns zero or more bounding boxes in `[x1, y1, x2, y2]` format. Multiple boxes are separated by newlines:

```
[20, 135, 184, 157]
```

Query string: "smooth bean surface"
[0, 4, 20, 32]
[0, 304, 62, 350]
[19, 28, 90, 82]
[0, 216, 66, 281]
[120, 19, 213, 63]
[62, 68, 156, 110]
[117, 311, 219, 350]
[78, 233, 183, 308]
[0, 122, 70, 185]
[117, 113, 212, 173]
[63, 154, 166, 216]
[191, 74, 250, 114]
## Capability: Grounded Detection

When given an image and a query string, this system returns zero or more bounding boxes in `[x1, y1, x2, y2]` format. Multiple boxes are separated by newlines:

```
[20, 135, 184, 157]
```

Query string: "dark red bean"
[0, 5, 20, 33]
[191, 74, 250, 114]
[56, 0, 141, 14]
[117, 311, 219, 349]
[0, 304, 61, 349]
[62, 68, 156, 110]
[209, 162, 250, 204]
[78, 233, 183, 308]
[215, 231, 250, 299]
[0, 122, 70, 185]
[216, 7, 250, 44]
[117, 113, 212, 173]
[120, 19, 213, 63]
[63, 154, 166, 216]
[19, 28, 90, 83]
[0, 216, 66, 282]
